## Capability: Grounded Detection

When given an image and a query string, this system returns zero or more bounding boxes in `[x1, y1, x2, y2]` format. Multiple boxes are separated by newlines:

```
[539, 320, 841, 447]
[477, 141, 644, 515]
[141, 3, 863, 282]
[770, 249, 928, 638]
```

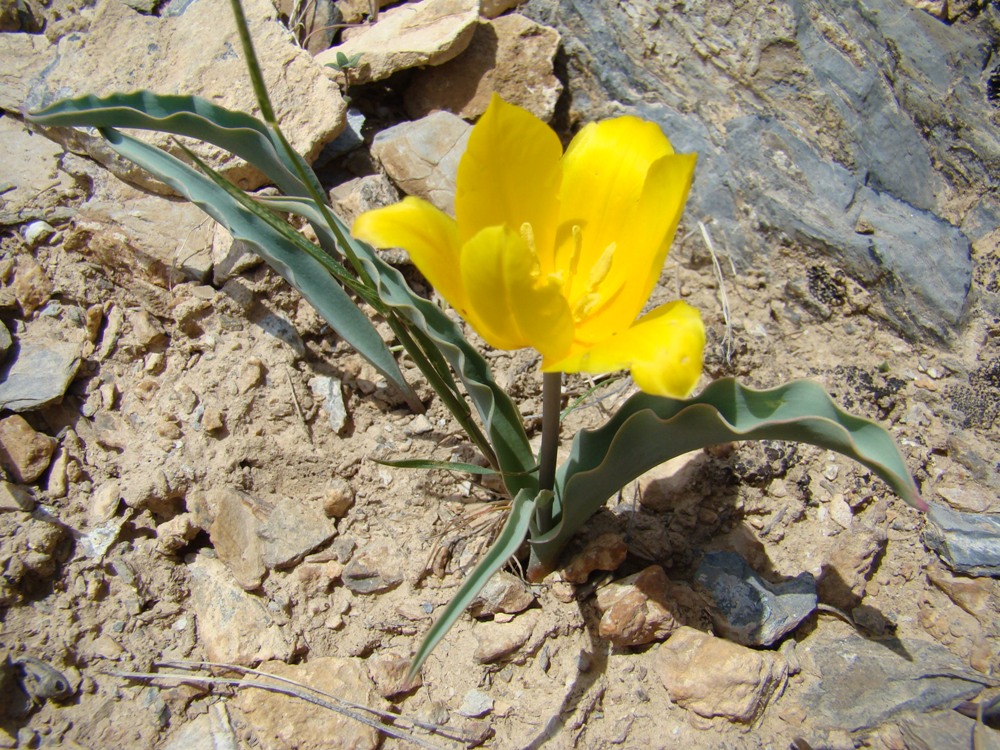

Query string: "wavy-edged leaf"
[26, 92, 316, 199]
[528, 377, 924, 579]
[408, 489, 546, 679]
[256, 196, 538, 498]
[95, 127, 418, 406]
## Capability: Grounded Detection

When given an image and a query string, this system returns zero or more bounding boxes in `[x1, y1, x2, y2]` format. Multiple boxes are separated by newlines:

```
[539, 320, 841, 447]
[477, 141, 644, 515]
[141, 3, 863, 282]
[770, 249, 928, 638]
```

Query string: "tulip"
[353, 95, 704, 398]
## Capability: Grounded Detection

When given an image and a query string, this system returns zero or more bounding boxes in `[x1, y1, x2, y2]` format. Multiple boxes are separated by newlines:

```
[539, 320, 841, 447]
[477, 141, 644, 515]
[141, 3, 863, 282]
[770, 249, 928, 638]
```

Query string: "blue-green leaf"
[529, 378, 923, 579]
[408, 489, 546, 679]
[94, 127, 418, 407]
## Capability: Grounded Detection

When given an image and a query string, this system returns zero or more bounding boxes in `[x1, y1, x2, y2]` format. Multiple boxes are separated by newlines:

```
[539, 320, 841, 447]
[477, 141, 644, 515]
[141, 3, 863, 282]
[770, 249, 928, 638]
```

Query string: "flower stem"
[538, 371, 562, 494]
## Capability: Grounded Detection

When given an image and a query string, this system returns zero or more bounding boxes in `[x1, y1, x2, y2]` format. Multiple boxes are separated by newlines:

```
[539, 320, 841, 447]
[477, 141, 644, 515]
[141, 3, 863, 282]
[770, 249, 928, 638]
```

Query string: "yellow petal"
[460, 225, 574, 359]
[556, 116, 677, 302]
[545, 301, 705, 398]
[572, 151, 697, 344]
[352, 197, 468, 315]
[456, 95, 563, 269]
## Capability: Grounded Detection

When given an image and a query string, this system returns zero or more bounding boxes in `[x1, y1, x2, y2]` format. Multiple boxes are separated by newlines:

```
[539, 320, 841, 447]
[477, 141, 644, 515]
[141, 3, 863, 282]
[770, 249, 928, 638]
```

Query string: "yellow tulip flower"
[353, 95, 705, 398]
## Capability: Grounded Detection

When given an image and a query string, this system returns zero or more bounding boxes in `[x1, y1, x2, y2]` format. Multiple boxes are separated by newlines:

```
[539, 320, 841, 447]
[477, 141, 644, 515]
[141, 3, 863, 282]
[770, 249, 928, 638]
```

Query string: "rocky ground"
[1, 0, 1000, 748]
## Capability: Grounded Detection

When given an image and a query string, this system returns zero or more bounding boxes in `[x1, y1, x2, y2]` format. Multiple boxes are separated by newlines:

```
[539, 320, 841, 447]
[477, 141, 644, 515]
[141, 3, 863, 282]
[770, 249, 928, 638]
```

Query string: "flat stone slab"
[0, 319, 82, 412]
[795, 625, 989, 733]
[923, 502, 1000, 577]
[696, 550, 817, 646]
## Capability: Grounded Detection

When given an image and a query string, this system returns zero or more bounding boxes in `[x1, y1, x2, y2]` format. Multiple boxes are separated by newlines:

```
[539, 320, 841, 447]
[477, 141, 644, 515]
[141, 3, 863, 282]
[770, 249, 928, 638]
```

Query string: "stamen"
[588, 242, 616, 288]
[520, 222, 541, 277]
[573, 292, 601, 320]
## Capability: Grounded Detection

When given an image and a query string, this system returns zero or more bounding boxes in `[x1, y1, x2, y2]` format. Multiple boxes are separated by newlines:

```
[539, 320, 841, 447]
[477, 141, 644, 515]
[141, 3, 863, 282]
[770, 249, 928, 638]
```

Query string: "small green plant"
[26, 0, 925, 678]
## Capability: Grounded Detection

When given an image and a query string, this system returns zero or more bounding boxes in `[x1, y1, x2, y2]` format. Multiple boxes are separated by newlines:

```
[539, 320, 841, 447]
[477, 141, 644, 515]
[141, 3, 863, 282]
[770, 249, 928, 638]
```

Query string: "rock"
[129, 310, 167, 350]
[793, 625, 988, 732]
[235, 657, 386, 750]
[595, 565, 683, 647]
[473, 613, 535, 663]
[12, 256, 52, 316]
[923, 502, 1000, 577]
[0, 415, 57, 484]
[561, 531, 628, 584]
[25, 0, 345, 192]
[457, 688, 493, 718]
[330, 173, 401, 226]
[212, 228, 263, 285]
[936, 485, 992, 514]
[654, 626, 787, 723]
[368, 653, 422, 698]
[187, 554, 293, 665]
[317, 0, 479, 84]
[370, 111, 471, 215]
[322, 477, 355, 519]
[696, 551, 817, 647]
[322, 107, 365, 159]
[160, 703, 238, 750]
[405, 14, 562, 122]
[531, 0, 993, 340]
[0, 481, 34, 513]
[900, 710, 1000, 750]
[638, 450, 707, 511]
[308, 376, 348, 435]
[22, 221, 54, 247]
[480, 0, 523, 17]
[342, 542, 404, 594]
[0, 317, 83, 412]
[817, 527, 886, 609]
[469, 570, 535, 618]
[0, 321, 10, 362]
[208, 488, 337, 588]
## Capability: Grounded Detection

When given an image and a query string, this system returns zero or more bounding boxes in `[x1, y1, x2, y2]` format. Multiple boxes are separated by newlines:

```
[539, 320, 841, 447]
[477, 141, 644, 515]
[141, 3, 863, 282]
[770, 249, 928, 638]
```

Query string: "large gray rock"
[523, 0, 997, 339]
[19, 0, 345, 191]
[0, 317, 83, 412]
[923, 502, 1000, 577]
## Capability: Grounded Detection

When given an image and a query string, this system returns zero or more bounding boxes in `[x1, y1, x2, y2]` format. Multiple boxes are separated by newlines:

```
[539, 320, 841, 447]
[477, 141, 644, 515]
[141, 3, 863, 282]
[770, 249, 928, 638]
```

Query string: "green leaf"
[94, 127, 418, 407]
[372, 458, 500, 476]
[336, 51, 350, 67]
[255, 196, 538, 498]
[529, 377, 924, 579]
[408, 489, 547, 679]
[26, 92, 313, 199]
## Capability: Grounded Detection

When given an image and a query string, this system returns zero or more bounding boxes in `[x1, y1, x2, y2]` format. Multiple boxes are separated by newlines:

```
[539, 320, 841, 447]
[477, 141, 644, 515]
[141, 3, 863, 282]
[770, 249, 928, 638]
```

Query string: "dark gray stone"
[696, 550, 817, 647]
[0, 339, 81, 412]
[923, 502, 1000, 577]
[796, 627, 988, 733]
[522, 0, 997, 340]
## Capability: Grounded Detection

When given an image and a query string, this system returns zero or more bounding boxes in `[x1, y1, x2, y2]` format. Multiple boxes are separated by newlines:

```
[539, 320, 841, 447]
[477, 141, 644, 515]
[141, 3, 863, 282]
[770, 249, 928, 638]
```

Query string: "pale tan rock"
[318, 0, 480, 84]
[187, 554, 293, 665]
[0, 415, 57, 484]
[654, 626, 787, 723]
[473, 613, 535, 663]
[235, 657, 386, 750]
[0, 116, 79, 224]
[596, 565, 682, 646]
[469, 570, 535, 618]
[405, 14, 562, 122]
[322, 477, 355, 518]
[12, 256, 53, 317]
[329, 173, 401, 226]
[0, 33, 51, 112]
[562, 531, 628, 584]
[638, 450, 707, 511]
[371, 111, 471, 214]
[155, 513, 199, 555]
[208, 488, 266, 590]
[817, 527, 886, 609]
[334, 0, 393, 25]
[0, 481, 34, 512]
[480, 0, 523, 18]
[129, 310, 167, 350]
[26, 0, 345, 191]
[368, 652, 422, 697]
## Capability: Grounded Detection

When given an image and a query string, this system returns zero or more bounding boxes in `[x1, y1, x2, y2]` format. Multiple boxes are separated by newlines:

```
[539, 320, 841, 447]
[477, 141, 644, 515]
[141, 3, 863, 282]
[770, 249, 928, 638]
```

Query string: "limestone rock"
[654, 626, 787, 723]
[405, 14, 562, 122]
[235, 657, 386, 750]
[12, 256, 52, 317]
[0, 481, 34, 513]
[562, 531, 628, 584]
[24, 0, 345, 192]
[370, 111, 471, 214]
[209, 489, 266, 590]
[473, 612, 535, 663]
[469, 570, 535, 618]
[596, 565, 683, 647]
[187, 554, 293, 665]
[0, 415, 57, 484]
[330, 173, 401, 226]
[0, 117, 79, 227]
[0, 316, 83, 412]
[308, 376, 348, 435]
[317, 0, 480, 84]
[480, 0, 523, 18]
[638, 450, 708, 511]
[368, 653, 422, 698]
[817, 526, 886, 609]
[342, 542, 404, 594]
